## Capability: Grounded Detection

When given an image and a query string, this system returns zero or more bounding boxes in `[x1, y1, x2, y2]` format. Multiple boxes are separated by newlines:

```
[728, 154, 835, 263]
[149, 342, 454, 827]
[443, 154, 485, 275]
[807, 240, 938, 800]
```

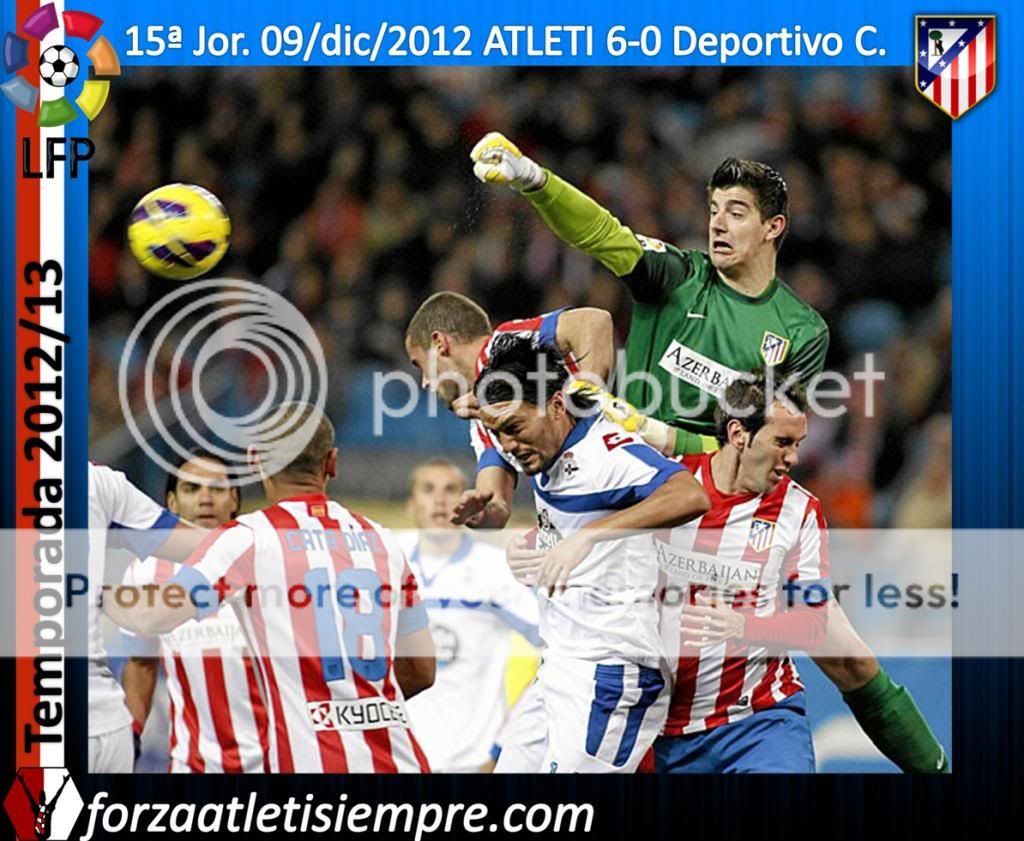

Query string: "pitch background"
[1, 0, 1020, 836]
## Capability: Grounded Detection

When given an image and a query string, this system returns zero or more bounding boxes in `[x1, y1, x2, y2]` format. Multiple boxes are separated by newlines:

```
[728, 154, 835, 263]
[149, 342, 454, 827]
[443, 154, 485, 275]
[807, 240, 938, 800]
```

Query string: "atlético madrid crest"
[748, 519, 776, 553]
[916, 15, 995, 119]
[760, 331, 790, 366]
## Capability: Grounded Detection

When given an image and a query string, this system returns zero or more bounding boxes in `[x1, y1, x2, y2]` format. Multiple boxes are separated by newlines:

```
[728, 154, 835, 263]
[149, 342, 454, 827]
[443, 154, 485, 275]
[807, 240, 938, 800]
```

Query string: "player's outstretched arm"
[578, 470, 708, 544]
[568, 381, 678, 455]
[103, 584, 199, 636]
[470, 131, 643, 278]
[506, 529, 544, 586]
[452, 466, 515, 529]
[121, 656, 159, 727]
[395, 627, 436, 700]
[537, 471, 710, 593]
[555, 308, 615, 385]
[152, 519, 209, 563]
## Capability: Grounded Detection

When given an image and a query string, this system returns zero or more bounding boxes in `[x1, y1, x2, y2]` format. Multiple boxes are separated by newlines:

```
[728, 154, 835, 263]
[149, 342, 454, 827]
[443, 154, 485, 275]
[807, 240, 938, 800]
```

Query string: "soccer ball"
[39, 46, 79, 88]
[127, 184, 231, 281]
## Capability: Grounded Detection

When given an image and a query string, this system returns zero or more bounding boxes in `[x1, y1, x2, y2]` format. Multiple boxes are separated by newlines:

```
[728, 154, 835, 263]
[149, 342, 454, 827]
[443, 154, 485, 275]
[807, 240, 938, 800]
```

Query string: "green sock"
[842, 668, 950, 774]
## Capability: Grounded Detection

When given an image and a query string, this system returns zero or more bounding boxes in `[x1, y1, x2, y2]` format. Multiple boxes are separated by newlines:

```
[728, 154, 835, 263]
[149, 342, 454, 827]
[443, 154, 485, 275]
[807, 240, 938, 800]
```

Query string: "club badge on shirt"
[747, 518, 776, 553]
[760, 331, 791, 366]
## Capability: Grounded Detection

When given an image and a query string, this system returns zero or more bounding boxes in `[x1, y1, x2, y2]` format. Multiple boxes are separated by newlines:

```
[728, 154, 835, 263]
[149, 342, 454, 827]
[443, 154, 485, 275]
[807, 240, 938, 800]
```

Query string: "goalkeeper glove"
[470, 132, 546, 192]
[567, 380, 675, 454]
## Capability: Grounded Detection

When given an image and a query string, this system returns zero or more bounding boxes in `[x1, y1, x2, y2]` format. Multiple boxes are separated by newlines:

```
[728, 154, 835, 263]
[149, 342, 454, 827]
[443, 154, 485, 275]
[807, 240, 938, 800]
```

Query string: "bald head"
[253, 401, 337, 483]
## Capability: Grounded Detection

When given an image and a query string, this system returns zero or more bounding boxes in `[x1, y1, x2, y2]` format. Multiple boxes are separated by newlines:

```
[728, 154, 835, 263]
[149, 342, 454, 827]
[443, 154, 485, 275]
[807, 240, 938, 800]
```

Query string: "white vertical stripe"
[775, 483, 808, 554]
[183, 652, 222, 772]
[940, 69, 951, 110]
[223, 652, 265, 771]
[756, 549, 786, 617]
[686, 642, 726, 729]
[236, 608, 280, 771]
[331, 506, 376, 772]
[958, 49, 971, 114]
[976, 25, 987, 100]
[163, 651, 187, 768]
[765, 655, 786, 700]
[725, 657, 768, 726]
[181, 629, 258, 771]
[37, 0, 66, 769]
[718, 497, 762, 562]
[254, 513, 309, 770]
[389, 728, 425, 772]
[595, 670, 633, 765]
[768, 656, 789, 705]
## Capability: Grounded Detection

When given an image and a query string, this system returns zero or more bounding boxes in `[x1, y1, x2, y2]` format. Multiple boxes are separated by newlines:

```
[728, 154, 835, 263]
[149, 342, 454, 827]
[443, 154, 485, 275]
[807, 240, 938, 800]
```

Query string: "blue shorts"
[654, 692, 816, 773]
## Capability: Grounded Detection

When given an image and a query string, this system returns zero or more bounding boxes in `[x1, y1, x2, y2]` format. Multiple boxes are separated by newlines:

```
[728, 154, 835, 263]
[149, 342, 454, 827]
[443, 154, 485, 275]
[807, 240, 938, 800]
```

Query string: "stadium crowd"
[88, 67, 950, 527]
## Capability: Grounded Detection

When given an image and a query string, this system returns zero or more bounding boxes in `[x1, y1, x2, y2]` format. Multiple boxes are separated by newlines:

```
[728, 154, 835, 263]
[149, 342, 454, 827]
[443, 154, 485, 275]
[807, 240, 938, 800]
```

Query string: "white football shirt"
[88, 463, 178, 736]
[401, 534, 540, 772]
[122, 557, 269, 772]
[527, 415, 685, 666]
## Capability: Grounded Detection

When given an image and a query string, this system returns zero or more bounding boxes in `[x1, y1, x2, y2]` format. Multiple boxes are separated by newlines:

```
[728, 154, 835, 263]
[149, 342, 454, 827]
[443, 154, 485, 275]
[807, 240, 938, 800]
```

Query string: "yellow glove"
[470, 132, 547, 192]
[567, 380, 674, 454]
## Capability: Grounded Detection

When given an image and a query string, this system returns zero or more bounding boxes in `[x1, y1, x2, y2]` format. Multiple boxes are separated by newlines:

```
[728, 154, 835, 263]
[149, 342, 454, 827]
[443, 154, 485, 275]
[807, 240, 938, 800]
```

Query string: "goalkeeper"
[471, 132, 948, 774]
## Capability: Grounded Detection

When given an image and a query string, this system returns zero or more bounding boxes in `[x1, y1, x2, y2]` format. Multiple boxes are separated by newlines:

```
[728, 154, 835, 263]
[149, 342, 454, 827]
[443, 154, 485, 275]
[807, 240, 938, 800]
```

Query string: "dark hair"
[406, 291, 492, 348]
[475, 334, 595, 413]
[708, 157, 789, 250]
[714, 369, 809, 447]
[165, 447, 241, 517]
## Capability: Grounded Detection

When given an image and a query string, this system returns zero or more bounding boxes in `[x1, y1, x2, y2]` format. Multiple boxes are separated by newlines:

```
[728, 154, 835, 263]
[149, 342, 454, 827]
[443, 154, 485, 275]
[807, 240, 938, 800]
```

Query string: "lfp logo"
[1, 3, 120, 127]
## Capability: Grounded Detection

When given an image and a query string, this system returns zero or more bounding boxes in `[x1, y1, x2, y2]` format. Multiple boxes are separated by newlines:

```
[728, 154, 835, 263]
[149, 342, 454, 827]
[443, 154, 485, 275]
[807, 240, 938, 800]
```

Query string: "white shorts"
[539, 656, 669, 774]
[493, 680, 547, 773]
[88, 725, 134, 773]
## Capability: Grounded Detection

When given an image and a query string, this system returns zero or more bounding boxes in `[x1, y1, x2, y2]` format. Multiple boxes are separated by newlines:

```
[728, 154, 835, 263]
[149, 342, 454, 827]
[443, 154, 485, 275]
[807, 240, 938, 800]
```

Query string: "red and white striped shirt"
[471, 309, 578, 474]
[656, 453, 830, 736]
[173, 494, 432, 773]
[122, 556, 270, 773]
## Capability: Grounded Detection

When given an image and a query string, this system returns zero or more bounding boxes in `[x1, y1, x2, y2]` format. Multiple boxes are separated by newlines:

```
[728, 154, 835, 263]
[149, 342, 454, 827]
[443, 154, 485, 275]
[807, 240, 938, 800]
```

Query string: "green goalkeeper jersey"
[525, 171, 829, 444]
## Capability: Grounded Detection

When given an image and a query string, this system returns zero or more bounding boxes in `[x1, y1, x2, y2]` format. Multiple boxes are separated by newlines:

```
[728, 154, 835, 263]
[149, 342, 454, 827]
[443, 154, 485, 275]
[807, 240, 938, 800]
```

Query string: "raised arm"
[107, 524, 251, 636]
[451, 465, 515, 529]
[394, 627, 436, 700]
[573, 469, 709, 542]
[122, 656, 159, 726]
[538, 469, 710, 593]
[152, 519, 208, 562]
[103, 583, 198, 636]
[470, 132, 643, 278]
[555, 307, 615, 384]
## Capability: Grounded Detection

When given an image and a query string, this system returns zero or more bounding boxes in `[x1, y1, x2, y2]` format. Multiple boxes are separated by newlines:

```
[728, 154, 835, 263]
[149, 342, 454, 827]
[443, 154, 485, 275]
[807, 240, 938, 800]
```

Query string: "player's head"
[707, 158, 789, 272]
[475, 334, 594, 476]
[165, 448, 240, 528]
[405, 292, 492, 408]
[248, 401, 338, 492]
[715, 370, 808, 494]
[407, 459, 469, 529]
